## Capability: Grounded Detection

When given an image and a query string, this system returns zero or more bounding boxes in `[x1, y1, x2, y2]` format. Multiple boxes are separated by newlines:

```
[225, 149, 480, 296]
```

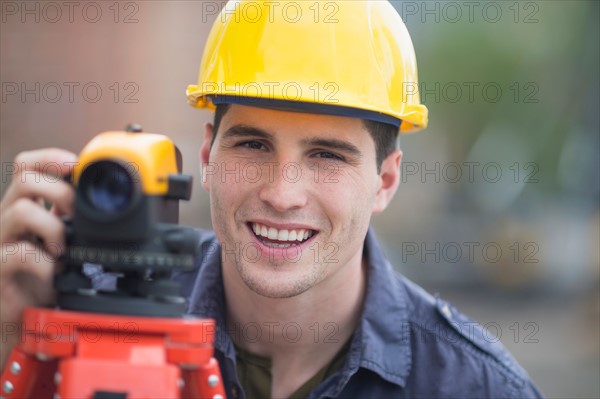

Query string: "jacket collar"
[184, 234, 233, 354]
[348, 228, 412, 386]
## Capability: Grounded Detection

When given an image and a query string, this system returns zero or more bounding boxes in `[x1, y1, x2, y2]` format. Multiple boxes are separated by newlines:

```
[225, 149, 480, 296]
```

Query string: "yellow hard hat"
[187, 0, 428, 133]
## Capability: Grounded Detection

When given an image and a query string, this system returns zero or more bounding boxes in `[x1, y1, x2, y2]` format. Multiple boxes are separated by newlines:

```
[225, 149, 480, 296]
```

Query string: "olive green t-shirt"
[235, 342, 349, 399]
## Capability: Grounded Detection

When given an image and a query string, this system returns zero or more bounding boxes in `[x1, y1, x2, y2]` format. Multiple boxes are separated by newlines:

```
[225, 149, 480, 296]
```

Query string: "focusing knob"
[126, 123, 143, 133]
[163, 228, 200, 254]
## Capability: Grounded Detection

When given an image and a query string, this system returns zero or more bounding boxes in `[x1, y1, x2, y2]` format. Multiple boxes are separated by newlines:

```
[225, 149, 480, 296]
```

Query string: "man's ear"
[200, 122, 214, 191]
[372, 149, 402, 214]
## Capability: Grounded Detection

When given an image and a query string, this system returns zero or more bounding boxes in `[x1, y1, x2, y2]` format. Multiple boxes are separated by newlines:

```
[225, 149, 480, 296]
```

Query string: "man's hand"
[0, 148, 76, 368]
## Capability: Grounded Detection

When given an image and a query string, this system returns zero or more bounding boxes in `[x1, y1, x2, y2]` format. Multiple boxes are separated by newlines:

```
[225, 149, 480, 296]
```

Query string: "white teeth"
[264, 242, 294, 248]
[278, 230, 289, 241]
[251, 223, 315, 243]
[268, 227, 278, 240]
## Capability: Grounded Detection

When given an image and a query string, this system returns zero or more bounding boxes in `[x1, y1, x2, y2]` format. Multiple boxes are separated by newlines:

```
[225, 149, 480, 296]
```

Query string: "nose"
[258, 162, 308, 212]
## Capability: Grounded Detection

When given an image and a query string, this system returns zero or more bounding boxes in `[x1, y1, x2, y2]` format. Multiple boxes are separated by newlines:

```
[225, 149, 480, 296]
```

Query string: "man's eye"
[239, 141, 266, 151]
[314, 151, 343, 161]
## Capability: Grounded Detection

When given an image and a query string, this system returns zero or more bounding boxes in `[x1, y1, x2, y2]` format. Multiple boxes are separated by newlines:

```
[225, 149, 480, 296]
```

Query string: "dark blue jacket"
[170, 228, 544, 399]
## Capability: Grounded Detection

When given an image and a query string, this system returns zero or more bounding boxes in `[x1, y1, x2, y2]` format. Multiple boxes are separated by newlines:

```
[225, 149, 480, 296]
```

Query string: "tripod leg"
[1, 345, 57, 399]
[181, 358, 225, 399]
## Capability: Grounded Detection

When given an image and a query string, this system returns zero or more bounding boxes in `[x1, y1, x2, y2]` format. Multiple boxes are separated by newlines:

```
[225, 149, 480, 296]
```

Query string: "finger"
[0, 241, 55, 287]
[0, 242, 56, 327]
[0, 198, 65, 258]
[1, 171, 74, 216]
[13, 148, 77, 177]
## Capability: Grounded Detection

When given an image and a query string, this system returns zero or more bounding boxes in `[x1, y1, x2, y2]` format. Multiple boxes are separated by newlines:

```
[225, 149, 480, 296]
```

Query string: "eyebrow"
[221, 124, 362, 158]
[221, 125, 274, 141]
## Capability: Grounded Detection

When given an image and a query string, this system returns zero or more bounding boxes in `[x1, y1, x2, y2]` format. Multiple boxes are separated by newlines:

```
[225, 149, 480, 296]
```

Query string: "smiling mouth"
[248, 222, 317, 248]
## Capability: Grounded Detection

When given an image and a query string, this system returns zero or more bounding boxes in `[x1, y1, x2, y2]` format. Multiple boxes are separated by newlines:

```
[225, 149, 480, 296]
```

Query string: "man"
[1, 1, 543, 398]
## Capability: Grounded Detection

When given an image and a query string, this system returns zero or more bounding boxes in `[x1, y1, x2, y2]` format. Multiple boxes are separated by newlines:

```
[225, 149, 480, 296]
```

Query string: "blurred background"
[1, 1, 598, 397]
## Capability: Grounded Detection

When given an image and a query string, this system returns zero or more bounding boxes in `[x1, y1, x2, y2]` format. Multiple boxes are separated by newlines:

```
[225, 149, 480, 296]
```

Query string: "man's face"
[201, 105, 400, 298]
